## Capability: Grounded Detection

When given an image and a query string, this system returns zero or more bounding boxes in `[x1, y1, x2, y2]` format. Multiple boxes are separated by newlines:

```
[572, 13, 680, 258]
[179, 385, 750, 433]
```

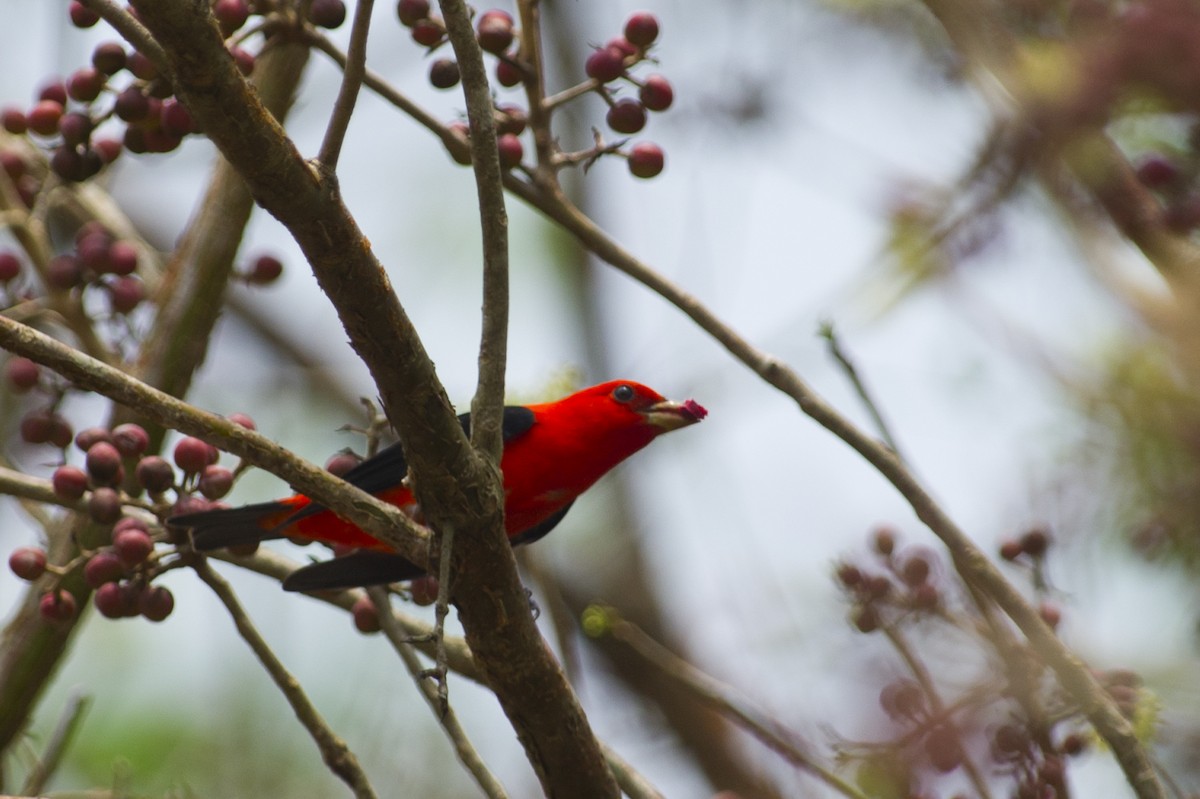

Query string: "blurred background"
[2, 0, 1198, 797]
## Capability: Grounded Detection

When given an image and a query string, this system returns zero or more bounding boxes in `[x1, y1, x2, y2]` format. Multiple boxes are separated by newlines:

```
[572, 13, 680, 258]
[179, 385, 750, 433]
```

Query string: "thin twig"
[819, 320, 906, 461]
[20, 690, 92, 795]
[367, 587, 508, 799]
[316, 0, 375, 170]
[597, 743, 667, 799]
[193, 558, 378, 799]
[75, 0, 167, 67]
[432, 523, 455, 715]
[598, 609, 869, 799]
[0, 316, 431, 563]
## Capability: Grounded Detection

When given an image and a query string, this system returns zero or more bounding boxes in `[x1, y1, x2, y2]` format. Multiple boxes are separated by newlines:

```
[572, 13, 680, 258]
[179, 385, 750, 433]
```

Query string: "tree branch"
[316, 0, 374, 170]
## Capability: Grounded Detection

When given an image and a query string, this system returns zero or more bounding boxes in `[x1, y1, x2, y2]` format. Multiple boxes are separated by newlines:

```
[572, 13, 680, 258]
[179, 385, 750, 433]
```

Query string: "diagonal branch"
[194, 558, 378, 799]
[316, 0, 374, 170]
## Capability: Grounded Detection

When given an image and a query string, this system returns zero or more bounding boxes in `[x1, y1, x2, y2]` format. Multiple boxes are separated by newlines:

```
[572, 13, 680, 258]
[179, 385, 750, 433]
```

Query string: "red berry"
[6, 356, 40, 392]
[93, 581, 127, 618]
[52, 465, 89, 500]
[585, 47, 625, 83]
[606, 37, 638, 59]
[88, 487, 123, 524]
[496, 104, 527, 136]
[227, 412, 257, 430]
[447, 121, 471, 165]
[476, 9, 515, 55]
[58, 113, 93, 149]
[495, 57, 523, 87]
[111, 423, 149, 457]
[39, 82, 68, 106]
[139, 585, 174, 621]
[836, 563, 863, 588]
[325, 450, 362, 476]
[113, 528, 154, 567]
[74, 426, 112, 452]
[69, 1, 101, 28]
[872, 526, 897, 555]
[352, 595, 381, 633]
[606, 99, 646, 134]
[92, 42, 127, 75]
[159, 99, 194, 138]
[879, 679, 925, 720]
[411, 19, 444, 47]
[40, 589, 77, 623]
[114, 87, 151, 122]
[10, 546, 48, 581]
[198, 465, 234, 500]
[0, 250, 20, 282]
[396, 0, 430, 26]
[28, 100, 64, 136]
[108, 275, 144, 314]
[135, 456, 175, 493]
[246, 254, 283, 284]
[925, 725, 964, 773]
[900, 553, 931, 586]
[213, 0, 250, 34]
[230, 46, 256, 76]
[623, 12, 660, 48]
[66, 68, 104, 103]
[1020, 526, 1050, 557]
[1039, 601, 1062, 630]
[85, 551, 126, 588]
[307, 0, 347, 28]
[639, 74, 673, 111]
[429, 59, 461, 90]
[86, 441, 123, 484]
[2, 109, 28, 134]
[410, 575, 439, 606]
[103, 241, 137, 277]
[1136, 154, 1178, 189]
[999, 539, 1023, 560]
[174, 436, 216, 474]
[127, 51, 158, 80]
[20, 411, 55, 445]
[853, 605, 879, 633]
[627, 141, 664, 178]
[497, 133, 523, 169]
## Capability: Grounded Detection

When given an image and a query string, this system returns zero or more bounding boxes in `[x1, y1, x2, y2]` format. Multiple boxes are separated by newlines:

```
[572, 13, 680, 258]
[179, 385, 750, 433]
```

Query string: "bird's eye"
[612, 384, 635, 403]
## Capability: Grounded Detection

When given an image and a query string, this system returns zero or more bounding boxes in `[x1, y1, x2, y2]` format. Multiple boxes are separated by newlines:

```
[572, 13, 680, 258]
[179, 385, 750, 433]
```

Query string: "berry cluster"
[396, 4, 672, 179]
[836, 523, 1137, 798]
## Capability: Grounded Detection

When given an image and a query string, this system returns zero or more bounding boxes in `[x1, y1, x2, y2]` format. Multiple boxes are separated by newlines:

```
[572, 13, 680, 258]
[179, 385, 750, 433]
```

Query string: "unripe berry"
[9, 546, 48, 581]
[606, 99, 646, 134]
[623, 12, 660, 48]
[40, 589, 77, 623]
[6, 356, 40, 392]
[627, 141, 664, 178]
[836, 562, 862, 588]
[429, 59, 461, 90]
[476, 9, 515, 55]
[113, 527, 154, 567]
[900, 553, 931, 586]
[85, 441, 123, 484]
[139, 585, 174, 621]
[585, 47, 625, 83]
[88, 486, 123, 524]
[396, 0, 430, 26]
[352, 595, 381, 633]
[136, 455, 175, 493]
[174, 436, 216, 475]
[111, 423, 149, 457]
[52, 465, 89, 500]
[307, 0, 347, 28]
[872, 525, 897, 555]
[639, 74, 674, 111]
[85, 551, 126, 588]
[853, 605, 879, 633]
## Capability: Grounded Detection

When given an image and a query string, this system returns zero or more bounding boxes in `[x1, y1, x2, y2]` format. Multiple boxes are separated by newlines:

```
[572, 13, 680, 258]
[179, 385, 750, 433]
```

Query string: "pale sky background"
[1, 1, 1196, 797]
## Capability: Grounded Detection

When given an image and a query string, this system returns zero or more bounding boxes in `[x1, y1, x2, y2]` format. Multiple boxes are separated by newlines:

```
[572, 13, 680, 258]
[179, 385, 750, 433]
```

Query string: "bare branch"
[316, 0, 374, 170]
[194, 559, 377, 799]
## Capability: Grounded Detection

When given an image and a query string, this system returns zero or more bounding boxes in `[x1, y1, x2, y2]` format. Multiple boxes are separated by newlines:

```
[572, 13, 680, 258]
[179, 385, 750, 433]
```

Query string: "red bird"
[173, 381, 706, 592]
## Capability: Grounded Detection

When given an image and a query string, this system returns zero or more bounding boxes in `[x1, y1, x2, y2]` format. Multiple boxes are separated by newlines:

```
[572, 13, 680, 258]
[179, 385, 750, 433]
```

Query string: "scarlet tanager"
[172, 381, 707, 592]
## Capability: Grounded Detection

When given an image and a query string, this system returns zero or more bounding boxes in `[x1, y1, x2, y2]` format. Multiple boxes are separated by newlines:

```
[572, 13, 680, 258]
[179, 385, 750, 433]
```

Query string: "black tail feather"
[282, 551, 425, 592]
[170, 501, 290, 551]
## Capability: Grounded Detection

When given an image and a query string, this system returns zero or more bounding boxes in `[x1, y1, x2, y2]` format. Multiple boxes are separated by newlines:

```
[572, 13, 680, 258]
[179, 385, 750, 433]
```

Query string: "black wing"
[509, 501, 574, 546]
[171, 500, 292, 551]
[282, 551, 424, 592]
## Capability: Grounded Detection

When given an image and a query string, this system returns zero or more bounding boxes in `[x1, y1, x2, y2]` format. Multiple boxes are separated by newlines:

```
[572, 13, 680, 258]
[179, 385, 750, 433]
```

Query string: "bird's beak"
[642, 398, 708, 432]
